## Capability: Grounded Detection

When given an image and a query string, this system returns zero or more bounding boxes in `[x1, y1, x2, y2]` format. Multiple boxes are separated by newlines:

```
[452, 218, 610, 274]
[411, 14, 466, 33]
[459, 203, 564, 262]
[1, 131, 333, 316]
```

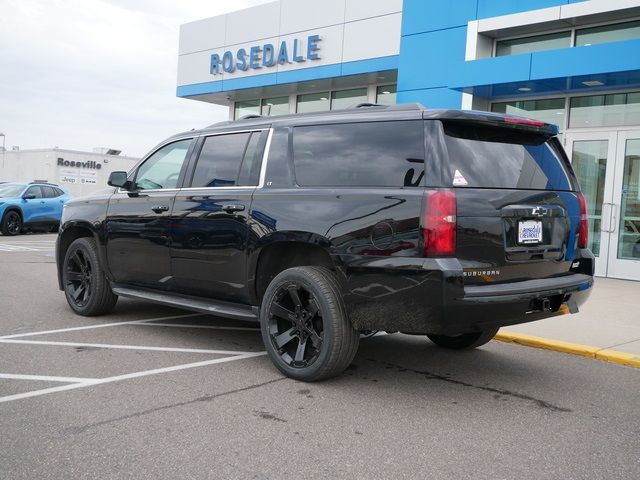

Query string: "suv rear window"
[442, 123, 577, 191]
[293, 121, 424, 187]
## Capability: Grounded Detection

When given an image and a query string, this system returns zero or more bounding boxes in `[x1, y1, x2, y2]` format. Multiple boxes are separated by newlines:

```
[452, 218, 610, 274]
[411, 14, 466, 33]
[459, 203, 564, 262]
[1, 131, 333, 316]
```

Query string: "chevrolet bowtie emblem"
[531, 207, 548, 216]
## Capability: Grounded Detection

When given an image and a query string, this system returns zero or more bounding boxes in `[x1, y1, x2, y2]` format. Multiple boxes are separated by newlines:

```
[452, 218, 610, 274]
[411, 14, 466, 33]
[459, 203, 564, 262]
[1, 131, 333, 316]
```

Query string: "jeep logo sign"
[57, 157, 102, 170]
[210, 34, 321, 75]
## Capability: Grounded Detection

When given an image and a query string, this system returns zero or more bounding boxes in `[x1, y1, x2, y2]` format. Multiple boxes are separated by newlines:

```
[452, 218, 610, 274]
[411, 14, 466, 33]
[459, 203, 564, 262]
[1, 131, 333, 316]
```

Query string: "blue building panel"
[401, 0, 477, 36]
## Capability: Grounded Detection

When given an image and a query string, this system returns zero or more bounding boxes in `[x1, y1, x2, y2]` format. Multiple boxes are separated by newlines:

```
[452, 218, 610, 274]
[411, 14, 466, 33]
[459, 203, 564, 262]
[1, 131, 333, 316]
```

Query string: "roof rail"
[239, 114, 263, 120]
[351, 102, 383, 109]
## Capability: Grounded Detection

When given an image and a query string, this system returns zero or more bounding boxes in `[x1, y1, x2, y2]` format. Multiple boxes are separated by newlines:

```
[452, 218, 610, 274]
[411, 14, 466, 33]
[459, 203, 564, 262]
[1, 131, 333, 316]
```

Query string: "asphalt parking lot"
[1, 233, 639, 479]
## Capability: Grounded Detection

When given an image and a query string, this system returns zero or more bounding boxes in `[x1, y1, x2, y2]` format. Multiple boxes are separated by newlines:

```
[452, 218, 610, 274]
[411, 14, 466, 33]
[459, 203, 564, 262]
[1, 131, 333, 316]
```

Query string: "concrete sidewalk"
[500, 277, 640, 359]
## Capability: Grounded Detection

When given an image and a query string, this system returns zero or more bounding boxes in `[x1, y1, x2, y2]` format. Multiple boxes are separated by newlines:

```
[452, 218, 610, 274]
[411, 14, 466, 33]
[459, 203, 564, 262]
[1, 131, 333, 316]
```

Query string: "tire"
[1, 210, 22, 236]
[260, 266, 359, 382]
[427, 328, 499, 350]
[62, 237, 118, 316]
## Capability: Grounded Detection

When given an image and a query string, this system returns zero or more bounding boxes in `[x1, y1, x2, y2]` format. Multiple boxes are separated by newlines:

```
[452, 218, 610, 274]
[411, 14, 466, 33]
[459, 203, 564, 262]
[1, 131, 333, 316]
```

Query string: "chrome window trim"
[116, 128, 274, 194]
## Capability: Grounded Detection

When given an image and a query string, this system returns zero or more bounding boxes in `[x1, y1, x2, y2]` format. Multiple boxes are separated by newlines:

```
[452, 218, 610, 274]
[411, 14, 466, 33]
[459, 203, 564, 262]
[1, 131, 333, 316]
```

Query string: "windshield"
[0, 184, 25, 198]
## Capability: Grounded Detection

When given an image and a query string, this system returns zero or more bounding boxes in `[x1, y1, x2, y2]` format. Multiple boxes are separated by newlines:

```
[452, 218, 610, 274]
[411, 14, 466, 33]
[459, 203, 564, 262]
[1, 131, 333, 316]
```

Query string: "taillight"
[422, 189, 456, 257]
[577, 193, 588, 249]
[504, 117, 545, 127]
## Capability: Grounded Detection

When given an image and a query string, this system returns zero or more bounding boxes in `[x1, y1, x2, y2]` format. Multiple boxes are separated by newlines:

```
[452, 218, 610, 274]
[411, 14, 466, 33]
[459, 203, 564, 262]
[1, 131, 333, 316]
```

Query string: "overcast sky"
[0, 0, 269, 157]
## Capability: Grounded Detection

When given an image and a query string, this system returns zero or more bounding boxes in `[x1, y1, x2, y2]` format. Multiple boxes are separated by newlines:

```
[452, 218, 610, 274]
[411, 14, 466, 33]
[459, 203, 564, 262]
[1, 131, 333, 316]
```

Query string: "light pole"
[0, 132, 5, 173]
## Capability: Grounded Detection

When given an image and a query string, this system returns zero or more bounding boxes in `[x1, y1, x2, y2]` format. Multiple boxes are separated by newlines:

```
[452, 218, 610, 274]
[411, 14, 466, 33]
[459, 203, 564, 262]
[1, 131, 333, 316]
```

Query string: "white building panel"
[179, 16, 227, 55]
[177, 51, 214, 86]
[342, 13, 401, 63]
[279, 0, 345, 34]
[225, 2, 281, 45]
[344, 0, 402, 22]
[276, 25, 344, 74]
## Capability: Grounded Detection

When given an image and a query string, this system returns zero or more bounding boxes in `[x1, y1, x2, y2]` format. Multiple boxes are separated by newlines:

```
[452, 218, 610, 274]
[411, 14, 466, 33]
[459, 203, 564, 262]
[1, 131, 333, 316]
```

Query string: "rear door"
[436, 120, 582, 284]
[170, 129, 269, 303]
[41, 185, 65, 223]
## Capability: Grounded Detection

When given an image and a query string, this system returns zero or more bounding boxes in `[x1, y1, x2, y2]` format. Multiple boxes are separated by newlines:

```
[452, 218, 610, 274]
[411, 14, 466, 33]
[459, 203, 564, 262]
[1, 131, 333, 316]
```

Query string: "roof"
[167, 102, 558, 140]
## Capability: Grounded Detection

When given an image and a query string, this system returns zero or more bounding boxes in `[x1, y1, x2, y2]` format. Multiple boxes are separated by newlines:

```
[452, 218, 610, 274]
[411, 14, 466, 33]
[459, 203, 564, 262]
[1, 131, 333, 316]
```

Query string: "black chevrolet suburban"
[56, 103, 594, 381]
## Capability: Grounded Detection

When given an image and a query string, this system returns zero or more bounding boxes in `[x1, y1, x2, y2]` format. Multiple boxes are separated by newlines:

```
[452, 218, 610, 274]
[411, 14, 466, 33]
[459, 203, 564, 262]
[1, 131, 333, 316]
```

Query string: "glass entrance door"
[565, 130, 640, 280]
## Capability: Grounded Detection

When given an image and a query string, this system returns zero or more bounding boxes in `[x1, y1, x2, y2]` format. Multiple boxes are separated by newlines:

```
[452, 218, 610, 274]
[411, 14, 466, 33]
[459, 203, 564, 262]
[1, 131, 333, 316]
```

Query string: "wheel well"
[57, 226, 94, 287]
[2, 207, 22, 220]
[255, 242, 336, 302]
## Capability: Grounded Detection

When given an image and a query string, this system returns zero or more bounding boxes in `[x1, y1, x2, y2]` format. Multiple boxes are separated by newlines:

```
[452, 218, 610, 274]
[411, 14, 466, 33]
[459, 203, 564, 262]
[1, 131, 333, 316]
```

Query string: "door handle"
[221, 204, 245, 213]
[151, 205, 170, 213]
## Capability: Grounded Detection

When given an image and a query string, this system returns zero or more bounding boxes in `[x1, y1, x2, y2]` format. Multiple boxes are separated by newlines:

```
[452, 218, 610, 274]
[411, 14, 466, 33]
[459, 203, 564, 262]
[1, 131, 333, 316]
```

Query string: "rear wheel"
[1, 211, 22, 236]
[427, 328, 499, 350]
[260, 266, 359, 382]
[63, 237, 118, 316]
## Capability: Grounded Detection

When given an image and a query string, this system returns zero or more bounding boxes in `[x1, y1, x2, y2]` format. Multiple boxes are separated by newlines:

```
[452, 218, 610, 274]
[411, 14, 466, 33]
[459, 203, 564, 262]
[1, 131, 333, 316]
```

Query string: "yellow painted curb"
[494, 331, 640, 369]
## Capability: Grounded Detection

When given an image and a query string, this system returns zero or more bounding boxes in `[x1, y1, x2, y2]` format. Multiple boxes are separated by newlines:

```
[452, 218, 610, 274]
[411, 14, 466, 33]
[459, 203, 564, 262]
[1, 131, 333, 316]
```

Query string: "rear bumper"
[340, 250, 594, 335]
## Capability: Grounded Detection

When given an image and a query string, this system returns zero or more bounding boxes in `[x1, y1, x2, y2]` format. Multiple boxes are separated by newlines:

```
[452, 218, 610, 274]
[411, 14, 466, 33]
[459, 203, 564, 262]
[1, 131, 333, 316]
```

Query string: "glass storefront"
[296, 92, 330, 113]
[376, 85, 397, 105]
[496, 31, 571, 56]
[261, 97, 289, 116]
[234, 100, 261, 119]
[491, 98, 566, 128]
[575, 20, 640, 47]
[330, 88, 368, 110]
[569, 140, 608, 256]
[618, 139, 640, 260]
[569, 92, 640, 128]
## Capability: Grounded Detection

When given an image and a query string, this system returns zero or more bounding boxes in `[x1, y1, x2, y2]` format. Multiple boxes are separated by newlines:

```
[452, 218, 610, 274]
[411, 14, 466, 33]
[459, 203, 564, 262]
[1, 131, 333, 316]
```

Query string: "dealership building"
[0, 148, 138, 198]
[176, 0, 640, 280]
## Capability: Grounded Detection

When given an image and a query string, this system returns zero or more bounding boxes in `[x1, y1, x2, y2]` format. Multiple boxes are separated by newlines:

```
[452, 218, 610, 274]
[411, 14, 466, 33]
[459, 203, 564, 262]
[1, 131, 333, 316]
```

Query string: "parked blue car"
[0, 182, 71, 235]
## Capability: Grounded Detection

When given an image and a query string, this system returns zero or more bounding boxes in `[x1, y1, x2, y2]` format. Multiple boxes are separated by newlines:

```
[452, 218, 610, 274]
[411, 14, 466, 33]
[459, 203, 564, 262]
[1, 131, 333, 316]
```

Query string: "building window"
[491, 98, 566, 130]
[569, 92, 640, 128]
[234, 100, 260, 119]
[297, 92, 330, 113]
[376, 85, 397, 105]
[576, 20, 640, 47]
[261, 97, 289, 116]
[495, 31, 571, 57]
[330, 88, 368, 110]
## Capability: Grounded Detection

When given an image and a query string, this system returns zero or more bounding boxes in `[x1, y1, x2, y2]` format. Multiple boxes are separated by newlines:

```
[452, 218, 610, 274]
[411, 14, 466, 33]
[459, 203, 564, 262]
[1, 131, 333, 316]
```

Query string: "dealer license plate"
[518, 220, 543, 244]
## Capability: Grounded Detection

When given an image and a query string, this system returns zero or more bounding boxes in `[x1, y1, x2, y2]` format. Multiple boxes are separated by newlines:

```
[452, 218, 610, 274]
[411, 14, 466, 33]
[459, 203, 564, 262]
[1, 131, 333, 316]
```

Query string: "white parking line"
[0, 352, 266, 404]
[0, 313, 203, 339]
[0, 244, 39, 252]
[0, 339, 256, 356]
[0, 373, 100, 383]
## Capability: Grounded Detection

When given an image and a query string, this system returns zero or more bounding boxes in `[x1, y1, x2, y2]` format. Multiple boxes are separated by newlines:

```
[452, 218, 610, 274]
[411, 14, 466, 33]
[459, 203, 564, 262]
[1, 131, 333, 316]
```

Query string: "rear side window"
[191, 131, 266, 187]
[24, 186, 44, 198]
[292, 121, 425, 187]
[42, 186, 59, 198]
[442, 123, 576, 191]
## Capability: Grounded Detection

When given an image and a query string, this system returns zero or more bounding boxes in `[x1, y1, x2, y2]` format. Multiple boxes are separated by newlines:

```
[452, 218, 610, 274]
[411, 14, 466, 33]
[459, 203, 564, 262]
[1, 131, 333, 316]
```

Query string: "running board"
[111, 286, 260, 322]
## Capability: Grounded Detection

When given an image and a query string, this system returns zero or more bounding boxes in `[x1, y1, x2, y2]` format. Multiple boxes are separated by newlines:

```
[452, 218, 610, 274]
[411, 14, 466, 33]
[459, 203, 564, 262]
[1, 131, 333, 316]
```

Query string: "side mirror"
[23, 194, 37, 200]
[108, 171, 131, 189]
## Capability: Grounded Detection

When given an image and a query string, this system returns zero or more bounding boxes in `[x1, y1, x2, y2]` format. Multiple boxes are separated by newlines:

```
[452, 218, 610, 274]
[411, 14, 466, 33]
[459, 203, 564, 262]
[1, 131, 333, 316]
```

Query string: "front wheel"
[427, 328, 499, 350]
[62, 237, 118, 316]
[1, 211, 22, 236]
[260, 266, 359, 382]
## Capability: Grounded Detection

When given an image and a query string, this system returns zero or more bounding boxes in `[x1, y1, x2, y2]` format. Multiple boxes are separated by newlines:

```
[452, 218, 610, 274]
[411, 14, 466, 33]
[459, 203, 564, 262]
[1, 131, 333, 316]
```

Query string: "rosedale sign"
[210, 34, 321, 75]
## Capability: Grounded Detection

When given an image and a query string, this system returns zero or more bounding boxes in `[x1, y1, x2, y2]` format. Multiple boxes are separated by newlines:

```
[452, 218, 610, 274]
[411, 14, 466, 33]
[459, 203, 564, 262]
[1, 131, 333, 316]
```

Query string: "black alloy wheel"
[267, 282, 324, 369]
[2, 211, 22, 236]
[260, 266, 360, 381]
[65, 248, 93, 308]
[62, 238, 118, 316]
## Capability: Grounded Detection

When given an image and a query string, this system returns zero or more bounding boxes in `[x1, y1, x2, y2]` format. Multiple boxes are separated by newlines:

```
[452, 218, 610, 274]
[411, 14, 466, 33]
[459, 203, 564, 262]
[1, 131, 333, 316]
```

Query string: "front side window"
[292, 121, 425, 187]
[191, 131, 265, 188]
[135, 139, 192, 190]
[24, 186, 44, 198]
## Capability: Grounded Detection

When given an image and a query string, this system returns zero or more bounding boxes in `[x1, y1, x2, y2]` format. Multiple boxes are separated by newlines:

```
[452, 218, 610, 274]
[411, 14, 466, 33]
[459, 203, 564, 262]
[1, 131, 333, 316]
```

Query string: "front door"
[105, 138, 195, 288]
[565, 130, 640, 280]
